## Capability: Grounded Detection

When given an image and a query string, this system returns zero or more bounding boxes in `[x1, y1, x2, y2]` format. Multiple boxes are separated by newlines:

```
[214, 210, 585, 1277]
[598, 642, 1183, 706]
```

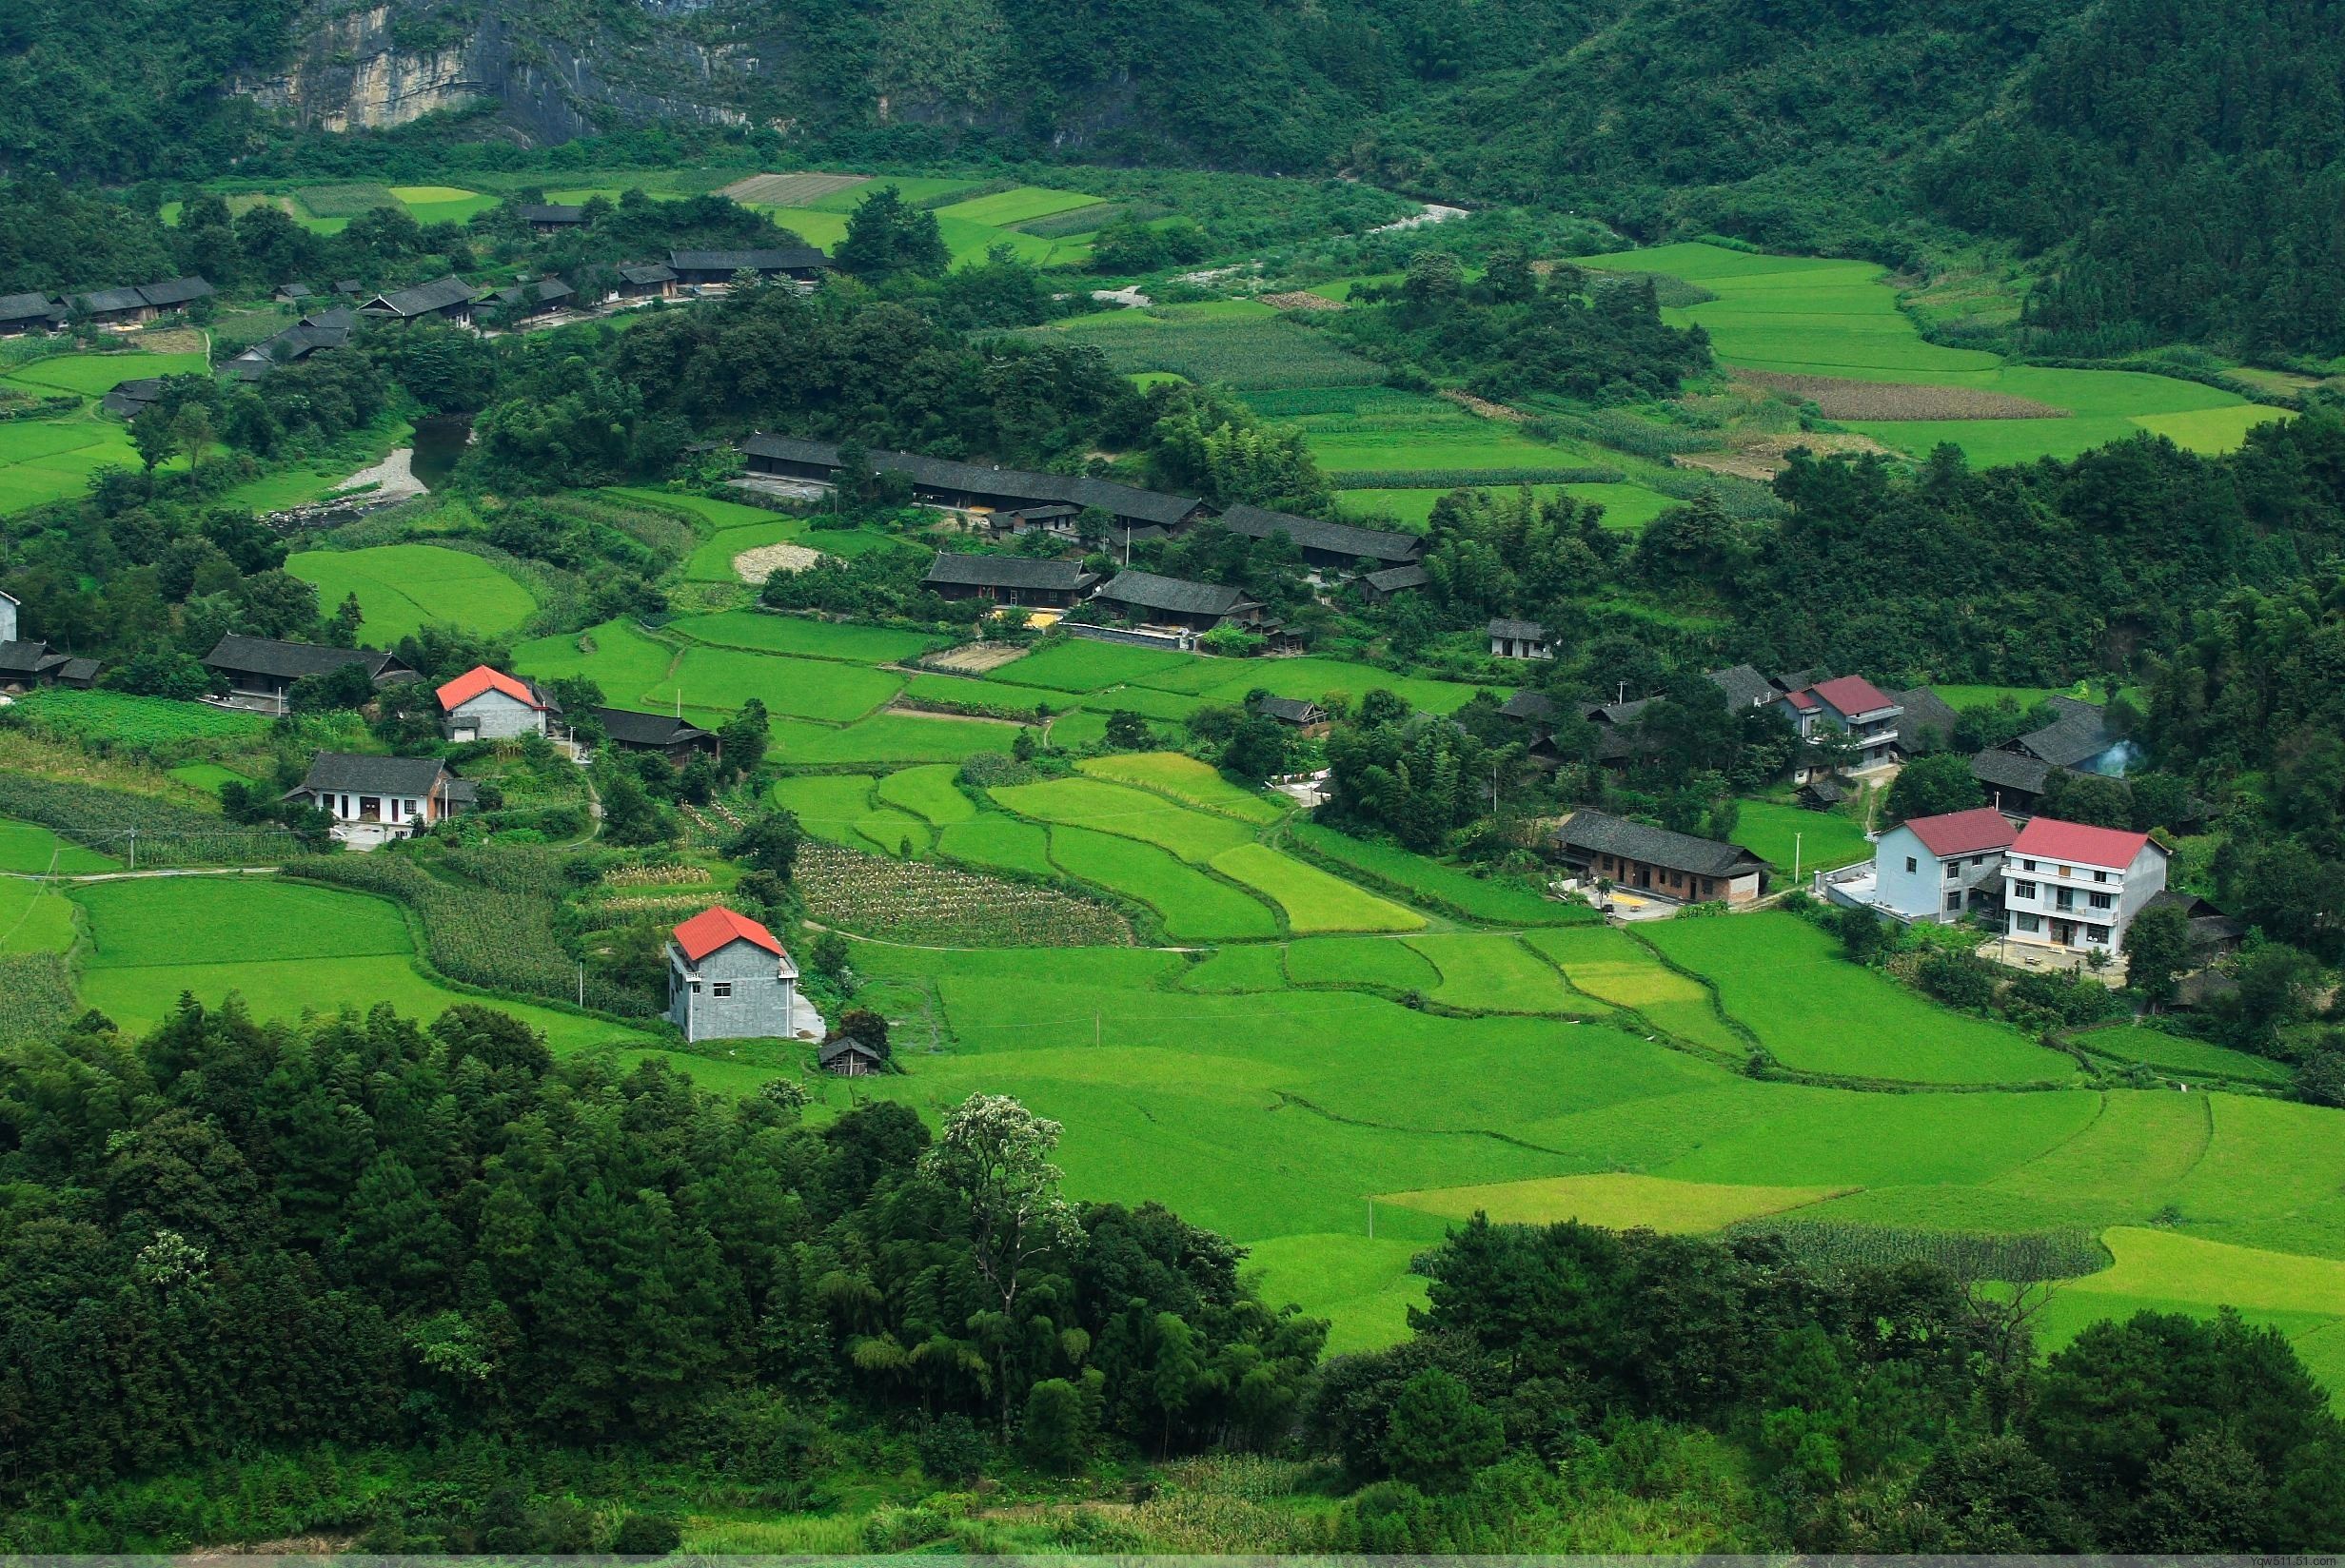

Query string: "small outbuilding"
[593, 705, 719, 764]
[818, 1036, 887, 1076]
[1488, 618, 1553, 660]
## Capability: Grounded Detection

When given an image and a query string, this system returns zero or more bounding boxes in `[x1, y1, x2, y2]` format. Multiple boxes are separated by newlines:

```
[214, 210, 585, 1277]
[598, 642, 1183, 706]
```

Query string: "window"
[2015, 912, 2041, 933]
[687, 979, 701, 993]
[1904, 856, 1917, 873]
[1946, 892, 1962, 912]
[2086, 924, 2111, 944]
[2089, 892, 2113, 911]
[1943, 861, 1960, 880]
[2093, 869, 2108, 883]
[2020, 858, 2036, 872]
[712, 982, 733, 998]
[2014, 879, 2038, 900]
[2055, 889, 2075, 911]
[1971, 854, 1985, 866]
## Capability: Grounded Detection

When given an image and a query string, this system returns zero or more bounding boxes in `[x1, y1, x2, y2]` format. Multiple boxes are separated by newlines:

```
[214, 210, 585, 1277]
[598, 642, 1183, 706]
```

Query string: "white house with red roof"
[666, 906, 819, 1042]
[1872, 807, 2020, 923]
[1776, 675, 1904, 780]
[438, 665, 559, 742]
[2000, 817, 2167, 955]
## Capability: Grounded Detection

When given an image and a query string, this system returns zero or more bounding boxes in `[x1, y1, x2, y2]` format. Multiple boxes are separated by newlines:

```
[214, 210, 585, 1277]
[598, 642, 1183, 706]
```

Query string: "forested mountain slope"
[5, 0, 2344, 352]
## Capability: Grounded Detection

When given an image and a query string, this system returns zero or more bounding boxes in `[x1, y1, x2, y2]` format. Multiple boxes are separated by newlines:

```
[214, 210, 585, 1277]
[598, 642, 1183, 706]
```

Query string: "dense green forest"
[7, 0, 2345, 352]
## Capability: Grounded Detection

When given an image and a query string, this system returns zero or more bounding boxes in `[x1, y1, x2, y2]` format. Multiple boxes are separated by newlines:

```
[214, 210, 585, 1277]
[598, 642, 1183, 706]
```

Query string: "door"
[2052, 919, 2077, 947]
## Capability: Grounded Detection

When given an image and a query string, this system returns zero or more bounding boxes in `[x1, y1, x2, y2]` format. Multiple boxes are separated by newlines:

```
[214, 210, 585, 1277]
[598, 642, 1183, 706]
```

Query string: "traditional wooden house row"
[0, 589, 97, 693]
[201, 634, 416, 714]
[0, 291, 66, 336]
[361, 276, 483, 328]
[667, 247, 832, 286]
[739, 433, 1207, 539]
[68, 277, 215, 329]
[1550, 809, 1770, 907]
[924, 553, 1099, 608]
[223, 308, 358, 383]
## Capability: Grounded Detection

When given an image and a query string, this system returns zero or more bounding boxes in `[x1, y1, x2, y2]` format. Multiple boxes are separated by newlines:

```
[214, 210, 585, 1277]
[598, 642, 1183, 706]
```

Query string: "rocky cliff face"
[235, 2, 751, 143]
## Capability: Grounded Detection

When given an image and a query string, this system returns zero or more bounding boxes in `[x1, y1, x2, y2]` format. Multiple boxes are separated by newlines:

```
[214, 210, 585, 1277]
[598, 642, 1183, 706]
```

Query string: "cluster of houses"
[0, 589, 97, 694]
[0, 277, 216, 336]
[351, 247, 834, 332]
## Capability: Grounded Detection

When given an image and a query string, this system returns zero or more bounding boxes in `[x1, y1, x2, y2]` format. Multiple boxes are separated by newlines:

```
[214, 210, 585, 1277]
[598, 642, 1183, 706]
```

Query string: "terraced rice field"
[0, 352, 209, 511]
[287, 543, 539, 642]
[671, 610, 939, 664]
[1043, 824, 1280, 942]
[1031, 303, 1383, 389]
[1385, 1172, 1846, 1230]
[1406, 931, 1586, 1013]
[1578, 242, 2291, 464]
[992, 776, 1260, 863]
[1288, 821, 1588, 925]
[770, 774, 931, 857]
[1210, 844, 1423, 933]
[0, 817, 119, 874]
[1076, 753, 1286, 823]
[1522, 925, 1746, 1056]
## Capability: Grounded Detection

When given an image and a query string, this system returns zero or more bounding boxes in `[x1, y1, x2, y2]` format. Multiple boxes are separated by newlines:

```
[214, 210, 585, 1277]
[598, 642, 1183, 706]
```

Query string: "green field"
[1578, 243, 2289, 464]
[11, 689, 268, 747]
[1645, 912, 2078, 1085]
[1406, 931, 1583, 1013]
[769, 713, 1019, 765]
[770, 774, 930, 857]
[2070, 1023, 2296, 1087]
[1522, 924, 1747, 1056]
[1284, 934, 1442, 993]
[1337, 480, 1676, 532]
[993, 776, 1259, 863]
[1212, 843, 1424, 933]
[651, 646, 904, 723]
[932, 186, 1103, 226]
[69, 876, 649, 1051]
[874, 763, 978, 826]
[1730, 798, 1874, 873]
[1028, 304, 1383, 389]
[1386, 1171, 1844, 1230]
[0, 817, 118, 874]
[3, 351, 209, 397]
[1075, 753, 1286, 823]
[1044, 825, 1279, 941]
[1287, 821, 1589, 925]
[514, 618, 679, 697]
[986, 638, 1196, 692]
[935, 813, 1057, 876]
[0, 877, 77, 953]
[288, 544, 540, 642]
[670, 610, 938, 664]
[0, 405, 162, 513]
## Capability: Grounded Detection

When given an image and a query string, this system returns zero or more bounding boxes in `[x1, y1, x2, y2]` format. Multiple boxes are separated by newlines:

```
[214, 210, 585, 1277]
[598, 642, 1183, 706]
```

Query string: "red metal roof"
[1807, 675, 1897, 716]
[1902, 807, 2017, 857]
[1783, 688, 1818, 711]
[436, 664, 546, 713]
[2012, 816, 2158, 870]
[673, 905, 784, 963]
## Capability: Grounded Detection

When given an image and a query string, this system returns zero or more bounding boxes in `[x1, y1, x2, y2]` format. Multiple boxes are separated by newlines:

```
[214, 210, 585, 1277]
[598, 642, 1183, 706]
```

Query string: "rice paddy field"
[0, 351, 208, 512]
[287, 543, 540, 642]
[1577, 243, 2294, 465]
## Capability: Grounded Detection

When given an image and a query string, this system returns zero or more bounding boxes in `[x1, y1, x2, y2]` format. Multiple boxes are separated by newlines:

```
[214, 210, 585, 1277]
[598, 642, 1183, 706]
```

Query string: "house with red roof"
[666, 906, 816, 1043]
[1776, 675, 1904, 781]
[1871, 807, 2020, 923]
[2001, 817, 2167, 956]
[437, 665, 560, 742]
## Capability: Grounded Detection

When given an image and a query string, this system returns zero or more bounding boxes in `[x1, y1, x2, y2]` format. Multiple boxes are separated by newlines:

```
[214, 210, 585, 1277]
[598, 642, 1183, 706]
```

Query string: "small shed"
[818, 1036, 887, 1077]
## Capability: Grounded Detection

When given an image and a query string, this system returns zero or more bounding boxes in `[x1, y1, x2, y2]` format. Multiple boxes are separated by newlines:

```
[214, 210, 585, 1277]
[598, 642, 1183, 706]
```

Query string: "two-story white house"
[2000, 817, 2167, 955]
[438, 665, 560, 741]
[283, 753, 469, 849]
[667, 906, 818, 1042]
[1778, 676, 1904, 780]
[1870, 807, 2018, 923]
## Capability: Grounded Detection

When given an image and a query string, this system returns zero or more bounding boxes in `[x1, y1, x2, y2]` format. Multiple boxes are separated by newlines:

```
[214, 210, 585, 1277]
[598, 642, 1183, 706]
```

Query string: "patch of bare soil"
[1261, 290, 1345, 311]
[718, 171, 869, 205]
[734, 541, 821, 582]
[1739, 369, 2068, 420]
[1675, 431, 1899, 481]
[923, 640, 1031, 674]
[138, 327, 207, 354]
[1438, 388, 1527, 422]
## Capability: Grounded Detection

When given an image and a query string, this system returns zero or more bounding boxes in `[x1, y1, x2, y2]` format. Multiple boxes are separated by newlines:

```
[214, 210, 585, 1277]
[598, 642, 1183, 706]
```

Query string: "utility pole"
[127, 829, 136, 872]
[577, 961, 584, 1007]
[1793, 832, 1802, 885]
[1367, 1197, 1375, 1239]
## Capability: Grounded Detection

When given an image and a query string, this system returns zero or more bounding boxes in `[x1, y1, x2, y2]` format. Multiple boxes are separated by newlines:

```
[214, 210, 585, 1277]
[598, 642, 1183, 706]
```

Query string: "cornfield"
[1724, 1219, 2107, 1283]
[0, 774, 292, 868]
[796, 841, 1131, 947]
[0, 952, 73, 1045]
[603, 862, 713, 887]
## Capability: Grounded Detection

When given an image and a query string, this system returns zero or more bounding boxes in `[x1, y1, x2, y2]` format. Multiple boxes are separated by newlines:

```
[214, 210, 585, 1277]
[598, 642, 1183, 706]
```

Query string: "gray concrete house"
[437, 665, 559, 740]
[667, 906, 813, 1042]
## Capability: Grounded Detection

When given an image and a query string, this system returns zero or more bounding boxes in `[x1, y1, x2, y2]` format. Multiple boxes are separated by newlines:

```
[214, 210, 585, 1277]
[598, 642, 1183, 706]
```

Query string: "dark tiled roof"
[1705, 663, 1778, 709]
[925, 553, 1097, 591]
[1798, 778, 1847, 805]
[203, 635, 405, 682]
[490, 277, 575, 309]
[1094, 570, 1252, 617]
[1498, 690, 1555, 722]
[1488, 617, 1547, 640]
[1216, 503, 1422, 564]
[0, 291, 59, 323]
[52, 656, 100, 684]
[518, 204, 587, 224]
[819, 1036, 886, 1069]
[277, 283, 313, 299]
[1893, 686, 1961, 749]
[0, 639, 51, 675]
[1363, 563, 1429, 593]
[2016, 697, 2117, 769]
[593, 706, 714, 747]
[367, 275, 480, 317]
[294, 752, 449, 797]
[1552, 809, 1767, 879]
[739, 433, 1202, 525]
[1970, 748, 2053, 796]
[619, 263, 678, 284]
[73, 285, 148, 314]
[1251, 694, 1324, 723]
[669, 246, 831, 274]
[99, 378, 166, 418]
[136, 277, 214, 308]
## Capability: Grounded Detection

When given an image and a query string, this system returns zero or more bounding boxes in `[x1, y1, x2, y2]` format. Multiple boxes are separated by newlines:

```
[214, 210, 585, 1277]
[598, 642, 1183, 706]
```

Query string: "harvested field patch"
[734, 541, 819, 580]
[718, 171, 871, 206]
[922, 640, 1032, 675]
[1385, 1172, 1845, 1231]
[1261, 291, 1345, 311]
[1740, 369, 2067, 420]
[796, 839, 1129, 946]
[1674, 431, 1899, 481]
[1437, 388, 1527, 421]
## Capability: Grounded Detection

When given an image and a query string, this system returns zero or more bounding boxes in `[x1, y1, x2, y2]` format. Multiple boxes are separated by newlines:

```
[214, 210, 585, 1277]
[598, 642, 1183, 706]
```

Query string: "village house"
[485, 277, 577, 323]
[1357, 563, 1429, 603]
[2000, 816, 2168, 956]
[284, 752, 468, 849]
[361, 275, 482, 328]
[924, 553, 1099, 609]
[201, 634, 417, 714]
[1705, 663, 1781, 711]
[2009, 694, 2131, 775]
[1550, 809, 1771, 907]
[70, 277, 214, 328]
[592, 705, 720, 765]
[1488, 618, 1553, 659]
[1249, 693, 1329, 734]
[1894, 686, 1961, 754]
[99, 378, 165, 421]
[667, 905, 811, 1042]
[738, 433, 1207, 539]
[981, 502, 1084, 541]
[274, 283, 313, 306]
[438, 665, 560, 741]
[1971, 748, 2057, 814]
[223, 307, 357, 382]
[1777, 675, 1903, 778]
[667, 246, 832, 287]
[0, 589, 96, 692]
[517, 204, 588, 234]
[1091, 569, 1264, 634]
[1868, 806, 2019, 923]
[1214, 504, 1423, 577]
[611, 262, 681, 303]
[0, 291, 64, 336]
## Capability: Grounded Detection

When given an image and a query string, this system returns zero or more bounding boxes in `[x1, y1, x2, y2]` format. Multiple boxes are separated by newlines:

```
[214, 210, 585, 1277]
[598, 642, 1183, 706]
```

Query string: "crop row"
[1724, 1219, 2108, 1283]
[0, 952, 73, 1046]
[0, 773, 288, 867]
[796, 841, 1132, 948]
[12, 690, 271, 750]
[1038, 321, 1380, 390]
